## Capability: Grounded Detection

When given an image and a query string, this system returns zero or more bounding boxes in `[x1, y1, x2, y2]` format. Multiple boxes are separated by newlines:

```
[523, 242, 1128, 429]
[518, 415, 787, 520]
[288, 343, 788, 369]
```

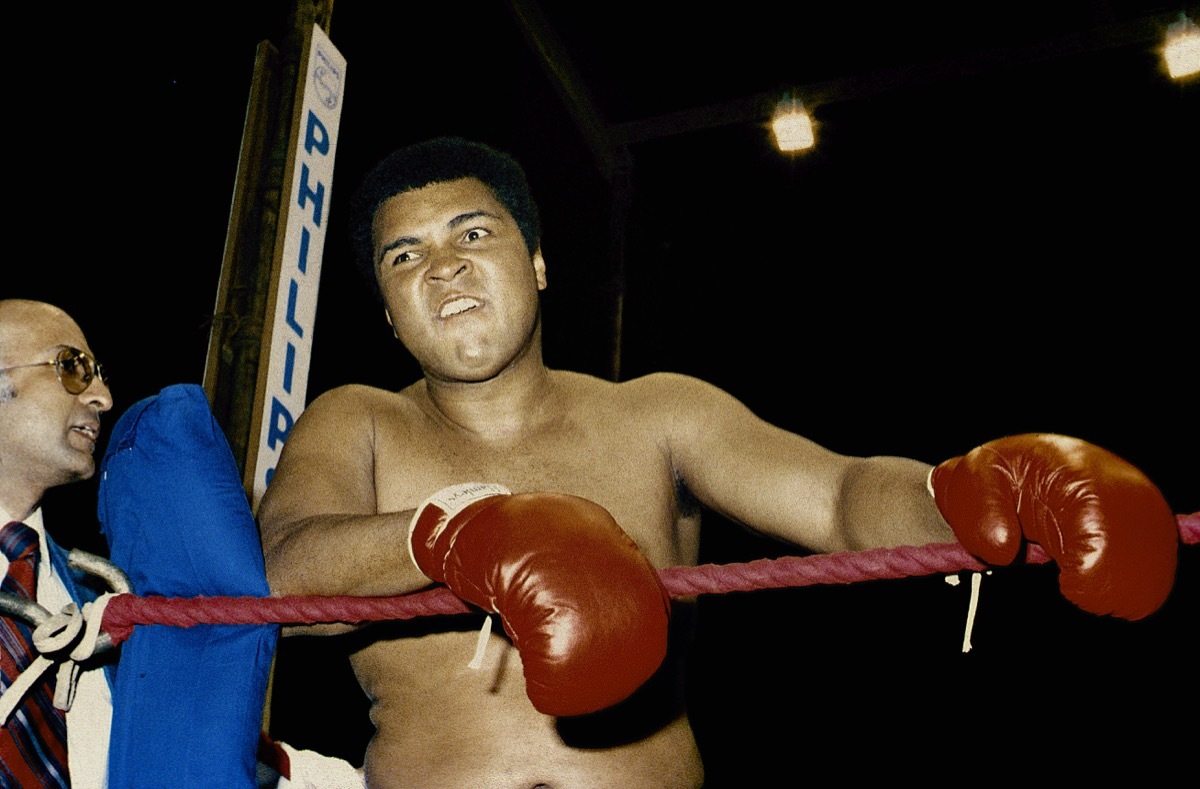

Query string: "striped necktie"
[1, 521, 69, 788]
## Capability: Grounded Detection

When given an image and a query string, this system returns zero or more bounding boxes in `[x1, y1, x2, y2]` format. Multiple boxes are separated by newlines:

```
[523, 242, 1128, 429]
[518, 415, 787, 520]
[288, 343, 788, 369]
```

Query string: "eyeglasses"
[0, 346, 109, 395]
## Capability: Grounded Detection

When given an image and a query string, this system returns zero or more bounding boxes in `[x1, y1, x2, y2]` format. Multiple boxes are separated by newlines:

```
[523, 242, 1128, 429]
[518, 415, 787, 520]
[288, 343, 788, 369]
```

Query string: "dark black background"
[7, 2, 1197, 782]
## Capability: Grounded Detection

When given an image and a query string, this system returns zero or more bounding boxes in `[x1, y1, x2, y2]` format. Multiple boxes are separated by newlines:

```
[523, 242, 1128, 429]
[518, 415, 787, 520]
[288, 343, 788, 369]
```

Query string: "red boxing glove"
[929, 434, 1178, 620]
[408, 483, 671, 717]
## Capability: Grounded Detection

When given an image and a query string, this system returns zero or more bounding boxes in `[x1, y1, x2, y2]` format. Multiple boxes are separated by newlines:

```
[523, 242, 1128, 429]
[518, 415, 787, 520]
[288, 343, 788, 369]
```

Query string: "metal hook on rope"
[0, 549, 133, 723]
[68, 548, 134, 594]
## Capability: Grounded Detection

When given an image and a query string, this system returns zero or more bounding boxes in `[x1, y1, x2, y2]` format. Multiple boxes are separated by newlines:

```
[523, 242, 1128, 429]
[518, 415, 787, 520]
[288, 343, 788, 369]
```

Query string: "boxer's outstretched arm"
[651, 373, 1178, 619]
[257, 386, 431, 606]
[645, 373, 953, 553]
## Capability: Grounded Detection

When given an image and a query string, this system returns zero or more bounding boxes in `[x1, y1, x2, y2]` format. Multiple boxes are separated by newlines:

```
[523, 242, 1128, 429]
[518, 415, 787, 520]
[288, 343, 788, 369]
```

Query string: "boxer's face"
[372, 177, 547, 383]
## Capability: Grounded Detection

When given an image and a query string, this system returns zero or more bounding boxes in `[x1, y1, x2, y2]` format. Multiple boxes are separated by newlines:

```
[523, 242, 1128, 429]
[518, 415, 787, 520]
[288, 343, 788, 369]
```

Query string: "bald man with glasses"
[0, 299, 115, 788]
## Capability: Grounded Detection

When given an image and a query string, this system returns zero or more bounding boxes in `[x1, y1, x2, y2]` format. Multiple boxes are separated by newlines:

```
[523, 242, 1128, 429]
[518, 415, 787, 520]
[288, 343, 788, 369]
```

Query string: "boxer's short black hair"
[348, 137, 542, 303]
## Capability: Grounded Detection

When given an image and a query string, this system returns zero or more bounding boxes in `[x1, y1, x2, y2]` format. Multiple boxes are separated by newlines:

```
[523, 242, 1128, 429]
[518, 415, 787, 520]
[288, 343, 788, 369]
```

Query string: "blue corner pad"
[98, 383, 278, 788]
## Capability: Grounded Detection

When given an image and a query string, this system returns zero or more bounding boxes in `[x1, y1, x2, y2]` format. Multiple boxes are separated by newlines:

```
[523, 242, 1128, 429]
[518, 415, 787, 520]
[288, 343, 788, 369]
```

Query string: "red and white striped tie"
[1, 521, 69, 788]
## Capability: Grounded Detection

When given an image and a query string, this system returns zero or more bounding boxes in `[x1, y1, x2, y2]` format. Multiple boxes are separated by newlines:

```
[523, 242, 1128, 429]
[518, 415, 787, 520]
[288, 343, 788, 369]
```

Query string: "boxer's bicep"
[258, 387, 430, 599]
[261, 390, 377, 523]
[651, 374, 851, 554]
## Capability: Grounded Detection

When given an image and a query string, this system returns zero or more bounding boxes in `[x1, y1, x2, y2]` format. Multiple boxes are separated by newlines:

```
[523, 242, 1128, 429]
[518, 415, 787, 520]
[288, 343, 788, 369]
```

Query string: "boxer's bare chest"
[368, 379, 699, 568]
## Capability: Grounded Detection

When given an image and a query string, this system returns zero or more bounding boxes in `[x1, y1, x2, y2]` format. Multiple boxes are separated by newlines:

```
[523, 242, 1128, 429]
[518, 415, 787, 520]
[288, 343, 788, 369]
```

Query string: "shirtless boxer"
[256, 137, 1180, 789]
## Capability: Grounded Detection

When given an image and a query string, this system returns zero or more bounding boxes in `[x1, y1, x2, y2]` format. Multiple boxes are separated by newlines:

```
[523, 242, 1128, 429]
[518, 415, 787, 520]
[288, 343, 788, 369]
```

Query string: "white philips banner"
[248, 24, 346, 509]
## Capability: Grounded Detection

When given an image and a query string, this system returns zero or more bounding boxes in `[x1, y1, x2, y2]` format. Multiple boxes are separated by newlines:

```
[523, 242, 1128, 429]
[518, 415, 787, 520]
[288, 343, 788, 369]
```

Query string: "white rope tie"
[468, 615, 494, 670]
[54, 593, 115, 711]
[945, 571, 988, 653]
[0, 592, 115, 723]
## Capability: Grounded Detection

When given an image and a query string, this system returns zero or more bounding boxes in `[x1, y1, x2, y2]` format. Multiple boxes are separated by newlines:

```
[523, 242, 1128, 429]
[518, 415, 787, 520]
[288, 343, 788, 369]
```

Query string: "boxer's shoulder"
[299, 382, 437, 437]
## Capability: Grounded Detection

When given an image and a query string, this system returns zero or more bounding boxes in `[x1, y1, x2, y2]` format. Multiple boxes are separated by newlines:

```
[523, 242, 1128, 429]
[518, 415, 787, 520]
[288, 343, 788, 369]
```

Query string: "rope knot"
[0, 593, 118, 723]
[31, 602, 83, 656]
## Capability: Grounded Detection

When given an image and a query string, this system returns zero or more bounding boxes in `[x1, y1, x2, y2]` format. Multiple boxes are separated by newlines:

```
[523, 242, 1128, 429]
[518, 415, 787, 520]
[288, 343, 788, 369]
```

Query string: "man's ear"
[533, 249, 547, 291]
[384, 308, 399, 339]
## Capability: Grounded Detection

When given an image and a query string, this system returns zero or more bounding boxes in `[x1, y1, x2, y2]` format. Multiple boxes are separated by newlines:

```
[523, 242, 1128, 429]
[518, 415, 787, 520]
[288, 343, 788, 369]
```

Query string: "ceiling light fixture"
[1164, 13, 1200, 79]
[771, 98, 815, 153]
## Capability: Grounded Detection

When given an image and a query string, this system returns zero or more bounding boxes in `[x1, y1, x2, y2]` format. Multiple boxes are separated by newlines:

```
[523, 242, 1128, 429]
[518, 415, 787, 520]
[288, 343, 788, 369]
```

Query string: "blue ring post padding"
[97, 384, 278, 788]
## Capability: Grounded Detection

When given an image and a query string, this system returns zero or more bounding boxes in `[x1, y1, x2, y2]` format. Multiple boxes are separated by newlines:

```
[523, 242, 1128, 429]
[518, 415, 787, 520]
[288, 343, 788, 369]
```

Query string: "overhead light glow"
[772, 100, 815, 153]
[1164, 14, 1200, 79]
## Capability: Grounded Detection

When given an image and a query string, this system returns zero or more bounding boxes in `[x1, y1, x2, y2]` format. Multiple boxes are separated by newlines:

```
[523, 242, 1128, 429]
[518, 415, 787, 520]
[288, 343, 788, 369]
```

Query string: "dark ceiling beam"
[506, 0, 635, 381]
[613, 8, 1190, 146]
[506, 0, 629, 180]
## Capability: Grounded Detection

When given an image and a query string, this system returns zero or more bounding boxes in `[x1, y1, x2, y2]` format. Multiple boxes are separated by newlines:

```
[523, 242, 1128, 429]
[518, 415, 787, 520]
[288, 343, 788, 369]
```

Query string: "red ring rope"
[99, 512, 1200, 645]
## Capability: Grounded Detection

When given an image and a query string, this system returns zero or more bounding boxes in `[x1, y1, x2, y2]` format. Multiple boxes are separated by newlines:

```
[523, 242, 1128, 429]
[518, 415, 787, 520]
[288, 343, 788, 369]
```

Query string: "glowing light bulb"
[772, 101, 815, 152]
[1164, 14, 1200, 80]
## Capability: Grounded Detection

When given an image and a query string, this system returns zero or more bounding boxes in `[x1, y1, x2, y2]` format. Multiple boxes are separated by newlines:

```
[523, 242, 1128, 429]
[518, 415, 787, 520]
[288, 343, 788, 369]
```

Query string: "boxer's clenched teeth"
[440, 297, 481, 318]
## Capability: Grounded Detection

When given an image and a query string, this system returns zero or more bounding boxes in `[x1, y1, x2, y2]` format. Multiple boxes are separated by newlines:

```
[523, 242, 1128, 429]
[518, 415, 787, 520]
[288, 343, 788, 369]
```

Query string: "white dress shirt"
[1, 506, 113, 788]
